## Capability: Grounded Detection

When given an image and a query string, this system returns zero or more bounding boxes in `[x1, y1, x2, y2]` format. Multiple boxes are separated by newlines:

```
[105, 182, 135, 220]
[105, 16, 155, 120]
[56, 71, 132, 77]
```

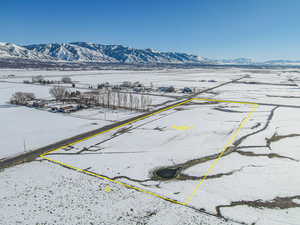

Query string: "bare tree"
[144, 95, 152, 111]
[49, 86, 68, 100]
[117, 91, 121, 108]
[129, 93, 134, 110]
[133, 95, 139, 110]
[10, 92, 35, 105]
[78, 89, 153, 112]
[107, 89, 111, 108]
[111, 91, 116, 109]
[140, 94, 146, 111]
[123, 93, 128, 108]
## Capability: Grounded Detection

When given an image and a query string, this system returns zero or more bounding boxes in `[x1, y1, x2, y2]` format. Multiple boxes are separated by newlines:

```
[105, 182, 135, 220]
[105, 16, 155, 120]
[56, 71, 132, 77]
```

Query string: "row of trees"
[32, 75, 72, 84]
[89, 89, 153, 111]
[49, 86, 153, 111]
[10, 86, 153, 112]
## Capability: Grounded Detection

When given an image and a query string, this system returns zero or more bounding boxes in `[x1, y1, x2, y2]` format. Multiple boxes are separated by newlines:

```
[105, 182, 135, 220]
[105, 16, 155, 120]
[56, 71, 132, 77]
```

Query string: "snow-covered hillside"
[0, 42, 52, 60]
[24, 42, 204, 63]
[0, 41, 206, 64]
[0, 42, 237, 65]
[24, 43, 117, 62]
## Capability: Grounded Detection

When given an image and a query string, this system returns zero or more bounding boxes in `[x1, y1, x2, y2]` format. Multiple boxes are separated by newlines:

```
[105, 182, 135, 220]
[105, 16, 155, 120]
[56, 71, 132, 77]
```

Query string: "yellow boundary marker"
[40, 98, 259, 207]
[41, 99, 193, 156]
[185, 101, 258, 204]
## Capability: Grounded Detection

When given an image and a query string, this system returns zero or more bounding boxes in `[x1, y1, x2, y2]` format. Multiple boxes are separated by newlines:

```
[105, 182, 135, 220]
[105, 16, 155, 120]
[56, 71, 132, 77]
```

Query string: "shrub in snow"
[61, 77, 72, 83]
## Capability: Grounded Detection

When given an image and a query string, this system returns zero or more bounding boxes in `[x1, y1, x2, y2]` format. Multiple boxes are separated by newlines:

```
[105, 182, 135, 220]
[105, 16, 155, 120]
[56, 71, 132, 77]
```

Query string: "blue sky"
[1, 0, 299, 61]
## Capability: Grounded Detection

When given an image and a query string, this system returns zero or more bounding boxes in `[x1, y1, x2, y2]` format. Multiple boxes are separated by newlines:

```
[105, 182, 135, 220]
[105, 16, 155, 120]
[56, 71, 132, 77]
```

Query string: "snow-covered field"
[201, 70, 300, 105]
[0, 68, 241, 90]
[46, 101, 257, 203]
[1, 67, 300, 225]
[0, 161, 238, 225]
[0, 82, 142, 159]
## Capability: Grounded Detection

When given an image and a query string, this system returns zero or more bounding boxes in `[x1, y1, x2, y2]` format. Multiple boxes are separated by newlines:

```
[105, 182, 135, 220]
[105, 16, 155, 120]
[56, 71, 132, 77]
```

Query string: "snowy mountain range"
[0, 42, 205, 64]
[0, 41, 299, 66]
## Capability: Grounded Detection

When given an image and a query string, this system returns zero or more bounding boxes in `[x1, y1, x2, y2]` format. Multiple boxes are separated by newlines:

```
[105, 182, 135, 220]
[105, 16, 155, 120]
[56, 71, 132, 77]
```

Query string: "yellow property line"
[185, 102, 258, 204]
[41, 99, 193, 157]
[40, 98, 259, 207]
[41, 154, 187, 205]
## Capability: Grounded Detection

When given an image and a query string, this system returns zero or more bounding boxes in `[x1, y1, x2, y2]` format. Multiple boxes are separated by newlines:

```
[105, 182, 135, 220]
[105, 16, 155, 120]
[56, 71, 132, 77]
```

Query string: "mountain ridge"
[1, 41, 299, 66]
[23, 42, 204, 64]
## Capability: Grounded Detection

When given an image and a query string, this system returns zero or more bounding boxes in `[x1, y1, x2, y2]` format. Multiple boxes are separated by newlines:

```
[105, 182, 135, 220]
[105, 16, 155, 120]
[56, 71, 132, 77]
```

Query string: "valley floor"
[1, 67, 300, 225]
